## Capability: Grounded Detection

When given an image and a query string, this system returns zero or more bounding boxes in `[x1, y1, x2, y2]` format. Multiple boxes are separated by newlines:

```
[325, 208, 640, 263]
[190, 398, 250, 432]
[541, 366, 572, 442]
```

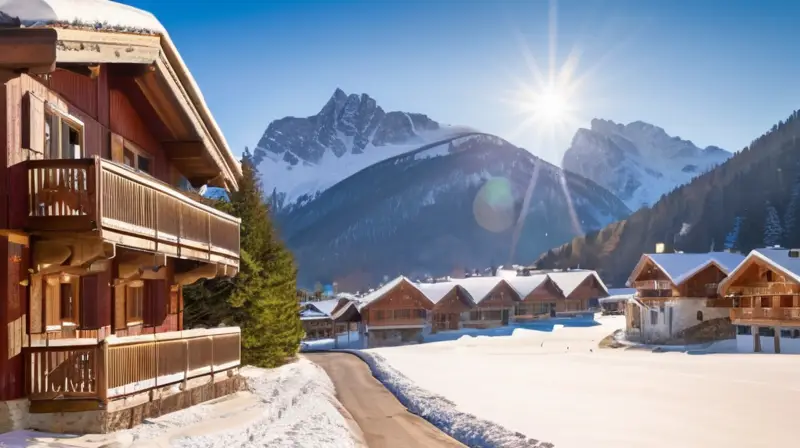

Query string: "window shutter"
[45, 279, 61, 328]
[144, 279, 168, 327]
[110, 133, 124, 163]
[22, 92, 46, 155]
[169, 285, 179, 314]
[28, 275, 44, 334]
[79, 273, 111, 330]
[113, 285, 126, 331]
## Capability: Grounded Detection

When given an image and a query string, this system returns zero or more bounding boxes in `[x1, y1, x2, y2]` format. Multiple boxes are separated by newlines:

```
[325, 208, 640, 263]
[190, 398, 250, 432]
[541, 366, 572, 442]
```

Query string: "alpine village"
[0, 0, 799, 446]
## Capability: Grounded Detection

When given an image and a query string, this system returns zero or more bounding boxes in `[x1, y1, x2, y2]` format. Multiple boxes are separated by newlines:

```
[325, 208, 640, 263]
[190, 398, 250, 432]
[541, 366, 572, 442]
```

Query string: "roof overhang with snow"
[627, 254, 737, 289]
[718, 249, 800, 296]
[0, 1, 242, 190]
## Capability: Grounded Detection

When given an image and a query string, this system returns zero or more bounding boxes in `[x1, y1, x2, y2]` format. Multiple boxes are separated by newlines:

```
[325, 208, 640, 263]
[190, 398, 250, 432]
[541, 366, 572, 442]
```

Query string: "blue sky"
[124, 0, 800, 165]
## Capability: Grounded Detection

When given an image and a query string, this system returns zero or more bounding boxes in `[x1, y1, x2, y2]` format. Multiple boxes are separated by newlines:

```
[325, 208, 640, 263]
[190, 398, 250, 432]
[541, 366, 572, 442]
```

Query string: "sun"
[521, 84, 574, 127]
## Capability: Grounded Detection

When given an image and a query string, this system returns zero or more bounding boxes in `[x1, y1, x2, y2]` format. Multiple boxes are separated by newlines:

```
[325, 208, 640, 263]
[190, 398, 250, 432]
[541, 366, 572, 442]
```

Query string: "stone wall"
[26, 371, 246, 434]
[664, 317, 735, 345]
[0, 398, 28, 432]
[366, 328, 424, 348]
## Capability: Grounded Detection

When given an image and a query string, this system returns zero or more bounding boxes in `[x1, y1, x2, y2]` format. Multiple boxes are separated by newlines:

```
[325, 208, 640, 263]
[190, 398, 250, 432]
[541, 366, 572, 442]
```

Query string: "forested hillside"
[534, 110, 800, 287]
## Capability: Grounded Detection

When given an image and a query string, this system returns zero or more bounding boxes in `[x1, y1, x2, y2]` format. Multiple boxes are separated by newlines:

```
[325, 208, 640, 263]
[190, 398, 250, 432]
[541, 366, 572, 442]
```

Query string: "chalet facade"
[455, 277, 520, 328]
[626, 252, 744, 344]
[300, 298, 360, 344]
[359, 277, 434, 348]
[714, 248, 800, 354]
[548, 271, 608, 315]
[0, 4, 242, 433]
[417, 282, 474, 333]
[508, 274, 564, 321]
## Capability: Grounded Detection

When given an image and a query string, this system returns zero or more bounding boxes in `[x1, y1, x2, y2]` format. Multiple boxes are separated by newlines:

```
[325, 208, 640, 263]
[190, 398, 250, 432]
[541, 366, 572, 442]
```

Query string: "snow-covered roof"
[600, 288, 636, 303]
[357, 276, 428, 310]
[505, 274, 549, 298]
[305, 299, 340, 317]
[416, 282, 460, 304]
[299, 306, 329, 321]
[451, 277, 504, 304]
[0, 0, 165, 33]
[0, 0, 242, 184]
[634, 252, 747, 286]
[547, 271, 608, 298]
[719, 248, 800, 291]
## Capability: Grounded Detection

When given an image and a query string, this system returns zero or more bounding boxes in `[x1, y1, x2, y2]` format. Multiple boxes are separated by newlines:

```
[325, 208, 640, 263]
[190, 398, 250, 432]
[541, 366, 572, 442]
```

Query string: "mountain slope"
[253, 88, 474, 210]
[275, 134, 631, 290]
[562, 119, 730, 210]
[535, 111, 800, 287]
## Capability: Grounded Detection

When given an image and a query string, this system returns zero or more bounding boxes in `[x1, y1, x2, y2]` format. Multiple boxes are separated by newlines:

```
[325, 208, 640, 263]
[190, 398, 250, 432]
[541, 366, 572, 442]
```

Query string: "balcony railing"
[633, 280, 673, 291]
[730, 307, 800, 321]
[23, 327, 241, 402]
[20, 157, 240, 267]
[727, 283, 800, 296]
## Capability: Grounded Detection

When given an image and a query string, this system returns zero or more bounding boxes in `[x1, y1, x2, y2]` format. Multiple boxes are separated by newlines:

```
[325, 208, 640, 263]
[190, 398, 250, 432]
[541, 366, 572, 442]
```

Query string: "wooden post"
[98, 339, 108, 404]
[775, 326, 781, 354]
[752, 325, 761, 352]
[182, 339, 189, 390]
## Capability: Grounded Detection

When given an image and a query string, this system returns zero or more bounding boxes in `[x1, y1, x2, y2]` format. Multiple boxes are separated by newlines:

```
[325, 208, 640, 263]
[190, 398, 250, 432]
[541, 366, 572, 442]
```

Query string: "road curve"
[305, 352, 465, 448]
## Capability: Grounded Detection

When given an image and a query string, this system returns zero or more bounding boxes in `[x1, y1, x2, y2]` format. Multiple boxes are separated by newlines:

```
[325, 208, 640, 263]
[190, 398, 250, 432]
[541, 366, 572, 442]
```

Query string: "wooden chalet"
[625, 252, 744, 343]
[714, 248, 800, 353]
[0, 3, 242, 433]
[454, 277, 520, 329]
[359, 277, 434, 348]
[547, 271, 608, 315]
[300, 298, 360, 342]
[417, 282, 474, 332]
[507, 274, 564, 321]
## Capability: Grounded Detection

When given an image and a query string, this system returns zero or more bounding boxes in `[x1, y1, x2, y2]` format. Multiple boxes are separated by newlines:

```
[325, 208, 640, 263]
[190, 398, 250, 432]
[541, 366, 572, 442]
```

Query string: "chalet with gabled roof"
[507, 274, 564, 320]
[417, 282, 474, 332]
[358, 276, 434, 348]
[714, 248, 800, 353]
[626, 252, 744, 343]
[0, 0, 242, 433]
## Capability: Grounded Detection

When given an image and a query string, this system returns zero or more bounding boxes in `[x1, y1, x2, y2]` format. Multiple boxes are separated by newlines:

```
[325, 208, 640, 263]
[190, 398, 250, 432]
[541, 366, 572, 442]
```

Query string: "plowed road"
[305, 352, 465, 448]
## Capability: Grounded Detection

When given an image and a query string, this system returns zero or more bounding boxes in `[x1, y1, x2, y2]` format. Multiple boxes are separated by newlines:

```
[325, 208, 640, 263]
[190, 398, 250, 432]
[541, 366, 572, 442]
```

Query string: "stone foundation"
[0, 398, 29, 433]
[26, 370, 246, 434]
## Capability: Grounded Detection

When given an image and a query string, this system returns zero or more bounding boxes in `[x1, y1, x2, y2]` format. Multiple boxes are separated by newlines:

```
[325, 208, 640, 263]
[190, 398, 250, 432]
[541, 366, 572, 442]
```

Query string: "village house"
[626, 252, 745, 344]
[358, 277, 434, 348]
[714, 248, 800, 353]
[547, 271, 609, 315]
[454, 277, 520, 328]
[300, 297, 360, 344]
[416, 281, 475, 332]
[507, 274, 564, 321]
[0, 1, 243, 433]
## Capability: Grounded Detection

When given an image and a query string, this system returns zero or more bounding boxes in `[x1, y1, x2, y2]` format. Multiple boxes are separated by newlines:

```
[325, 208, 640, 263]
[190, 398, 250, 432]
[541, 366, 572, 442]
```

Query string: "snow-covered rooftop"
[505, 274, 549, 298]
[451, 277, 504, 304]
[641, 252, 747, 286]
[547, 271, 607, 297]
[718, 248, 800, 289]
[299, 306, 329, 321]
[357, 276, 427, 309]
[0, 0, 165, 34]
[416, 282, 459, 304]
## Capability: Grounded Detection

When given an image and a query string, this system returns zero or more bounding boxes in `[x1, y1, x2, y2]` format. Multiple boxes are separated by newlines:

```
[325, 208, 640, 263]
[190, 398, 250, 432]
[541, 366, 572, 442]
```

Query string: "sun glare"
[527, 85, 571, 126]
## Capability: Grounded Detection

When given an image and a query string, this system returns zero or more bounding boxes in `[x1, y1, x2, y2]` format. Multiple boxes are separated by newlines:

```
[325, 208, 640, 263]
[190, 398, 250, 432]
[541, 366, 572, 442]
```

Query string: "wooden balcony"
[19, 157, 240, 268]
[23, 327, 240, 406]
[727, 283, 800, 296]
[730, 307, 800, 322]
[633, 280, 673, 291]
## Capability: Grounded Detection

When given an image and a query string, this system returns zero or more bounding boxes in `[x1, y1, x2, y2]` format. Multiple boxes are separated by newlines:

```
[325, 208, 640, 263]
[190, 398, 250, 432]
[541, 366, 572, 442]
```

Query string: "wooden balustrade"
[727, 283, 800, 296]
[633, 280, 673, 290]
[730, 307, 800, 321]
[24, 327, 241, 402]
[22, 157, 240, 266]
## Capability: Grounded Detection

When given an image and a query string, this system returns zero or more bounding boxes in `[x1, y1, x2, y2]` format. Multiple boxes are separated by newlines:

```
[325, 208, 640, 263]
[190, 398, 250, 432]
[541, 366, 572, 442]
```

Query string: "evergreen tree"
[783, 170, 800, 246]
[724, 216, 742, 251]
[184, 156, 302, 368]
[764, 203, 783, 247]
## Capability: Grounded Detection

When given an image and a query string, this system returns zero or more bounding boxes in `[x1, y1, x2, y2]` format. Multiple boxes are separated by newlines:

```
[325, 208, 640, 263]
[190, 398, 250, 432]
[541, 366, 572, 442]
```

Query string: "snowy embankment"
[344, 349, 553, 448]
[9, 359, 362, 448]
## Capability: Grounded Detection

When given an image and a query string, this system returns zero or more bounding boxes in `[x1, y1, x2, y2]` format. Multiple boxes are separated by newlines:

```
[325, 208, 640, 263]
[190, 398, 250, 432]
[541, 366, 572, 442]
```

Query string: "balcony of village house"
[730, 307, 800, 322]
[23, 327, 241, 412]
[366, 309, 428, 328]
[17, 157, 240, 269]
[726, 283, 800, 297]
[632, 280, 674, 298]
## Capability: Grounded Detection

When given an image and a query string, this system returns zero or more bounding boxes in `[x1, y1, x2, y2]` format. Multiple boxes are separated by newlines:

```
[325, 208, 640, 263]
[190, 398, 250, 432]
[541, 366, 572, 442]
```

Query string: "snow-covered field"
[368, 315, 800, 448]
[2, 359, 359, 448]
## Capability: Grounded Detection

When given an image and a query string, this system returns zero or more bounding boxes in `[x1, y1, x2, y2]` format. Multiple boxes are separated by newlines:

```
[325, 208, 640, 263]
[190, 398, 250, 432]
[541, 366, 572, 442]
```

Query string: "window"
[781, 329, 793, 338]
[122, 141, 153, 175]
[126, 286, 144, 324]
[758, 327, 775, 337]
[44, 109, 83, 160]
[765, 270, 774, 282]
[737, 325, 752, 335]
[60, 282, 76, 323]
[650, 309, 658, 325]
[696, 310, 703, 321]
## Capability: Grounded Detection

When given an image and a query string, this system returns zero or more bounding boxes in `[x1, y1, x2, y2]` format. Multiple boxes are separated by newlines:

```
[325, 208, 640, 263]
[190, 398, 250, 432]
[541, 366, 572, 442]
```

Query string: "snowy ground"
[368, 315, 800, 448]
[1, 359, 359, 448]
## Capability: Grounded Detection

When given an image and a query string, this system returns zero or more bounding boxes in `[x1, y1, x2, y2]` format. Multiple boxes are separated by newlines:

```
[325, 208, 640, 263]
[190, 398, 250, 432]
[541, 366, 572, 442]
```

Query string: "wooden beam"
[0, 28, 57, 73]
[163, 141, 206, 158]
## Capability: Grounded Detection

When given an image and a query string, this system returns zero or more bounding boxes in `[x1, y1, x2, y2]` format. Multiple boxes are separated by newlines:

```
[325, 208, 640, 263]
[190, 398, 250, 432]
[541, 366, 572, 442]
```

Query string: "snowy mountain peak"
[564, 119, 731, 210]
[253, 89, 475, 209]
